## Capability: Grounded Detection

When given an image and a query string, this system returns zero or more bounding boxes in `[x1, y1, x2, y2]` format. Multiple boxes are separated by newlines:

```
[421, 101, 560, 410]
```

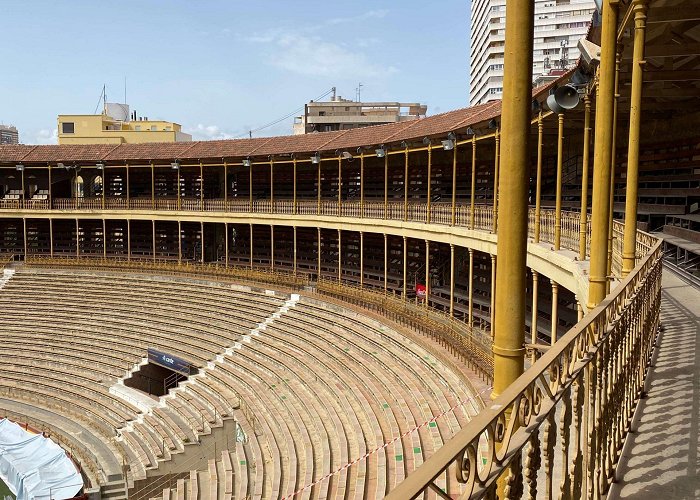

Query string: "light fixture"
[341, 151, 353, 160]
[532, 99, 542, 112]
[242, 158, 252, 168]
[488, 119, 499, 130]
[441, 139, 455, 151]
[466, 127, 476, 136]
[96, 162, 104, 170]
[422, 137, 431, 145]
[447, 132, 457, 141]
[171, 160, 180, 170]
[57, 162, 65, 169]
[15, 164, 24, 172]
[311, 152, 321, 164]
[375, 146, 386, 158]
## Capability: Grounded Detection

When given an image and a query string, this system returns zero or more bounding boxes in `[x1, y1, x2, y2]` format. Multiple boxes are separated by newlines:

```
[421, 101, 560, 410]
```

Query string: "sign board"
[416, 283, 427, 298]
[147, 348, 191, 375]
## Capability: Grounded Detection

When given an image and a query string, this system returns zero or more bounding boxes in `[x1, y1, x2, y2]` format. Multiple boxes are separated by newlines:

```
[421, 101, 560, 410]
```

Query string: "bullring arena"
[2, 1, 700, 498]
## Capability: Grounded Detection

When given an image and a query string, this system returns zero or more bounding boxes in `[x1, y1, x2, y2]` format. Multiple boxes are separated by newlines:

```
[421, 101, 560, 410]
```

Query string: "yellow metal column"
[293, 226, 298, 277]
[607, 49, 623, 290]
[622, 0, 649, 276]
[359, 231, 364, 288]
[470, 137, 477, 229]
[75, 219, 80, 258]
[199, 161, 204, 210]
[153, 220, 157, 262]
[402, 236, 407, 299]
[127, 219, 131, 261]
[101, 167, 105, 210]
[468, 249, 474, 327]
[270, 159, 274, 213]
[490, 255, 496, 337]
[534, 114, 544, 242]
[554, 113, 565, 250]
[317, 158, 321, 215]
[360, 152, 365, 218]
[492, 131, 500, 233]
[20, 167, 25, 209]
[177, 164, 181, 210]
[337, 156, 342, 215]
[551, 281, 559, 345]
[200, 222, 204, 264]
[588, 0, 620, 308]
[225, 222, 229, 268]
[384, 233, 388, 293]
[48, 164, 52, 209]
[151, 161, 155, 209]
[424, 240, 430, 308]
[531, 271, 539, 362]
[49, 218, 54, 257]
[22, 218, 27, 259]
[579, 95, 592, 261]
[103, 219, 107, 258]
[223, 161, 228, 206]
[492, 0, 534, 401]
[270, 225, 274, 270]
[383, 153, 389, 219]
[249, 161, 253, 211]
[126, 163, 130, 209]
[178, 221, 182, 264]
[337, 229, 342, 281]
[293, 158, 298, 215]
[403, 146, 409, 221]
[426, 145, 432, 224]
[317, 227, 322, 280]
[250, 223, 254, 269]
[451, 140, 458, 226]
[449, 244, 455, 317]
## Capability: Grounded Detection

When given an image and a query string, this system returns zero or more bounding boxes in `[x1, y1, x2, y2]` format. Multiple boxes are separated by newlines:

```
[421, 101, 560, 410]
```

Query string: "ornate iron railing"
[385, 234, 662, 499]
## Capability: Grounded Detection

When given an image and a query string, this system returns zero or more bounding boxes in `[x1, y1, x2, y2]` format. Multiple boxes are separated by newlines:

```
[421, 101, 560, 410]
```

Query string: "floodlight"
[311, 153, 321, 164]
[375, 146, 386, 158]
[171, 160, 180, 170]
[242, 158, 252, 168]
[341, 151, 353, 160]
[441, 139, 455, 151]
[96, 162, 105, 170]
[15, 164, 24, 172]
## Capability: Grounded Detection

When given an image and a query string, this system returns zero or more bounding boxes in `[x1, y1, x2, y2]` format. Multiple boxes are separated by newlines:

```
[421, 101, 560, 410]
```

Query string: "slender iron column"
[249, 161, 253, 211]
[383, 152, 389, 219]
[424, 240, 430, 308]
[223, 161, 228, 205]
[402, 236, 407, 298]
[293, 226, 297, 276]
[492, 130, 500, 233]
[622, 0, 649, 276]
[451, 141, 458, 226]
[468, 249, 474, 327]
[126, 163, 130, 209]
[449, 244, 455, 317]
[588, 0, 620, 308]
[531, 271, 539, 363]
[49, 218, 54, 257]
[490, 255, 496, 337]
[492, 0, 534, 401]
[20, 167, 25, 209]
[317, 227, 322, 280]
[199, 161, 204, 209]
[360, 152, 365, 218]
[607, 49, 623, 290]
[153, 220, 156, 262]
[554, 113, 565, 250]
[426, 145, 432, 223]
[127, 219, 131, 260]
[403, 146, 409, 221]
[337, 229, 342, 281]
[551, 281, 559, 345]
[103, 219, 107, 258]
[151, 162, 155, 209]
[178, 221, 182, 264]
[293, 158, 298, 215]
[337, 156, 342, 215]
[359, 231, 364, 288]
[101, 167, 105, 210]
[22, 218, 27, 259]
[177, 164, 181, 210]
[225, 223, 229, 268]
[48, 163, 52, 208]
[200, 222, 204, 263]
[249, 223, 254, 269]
[317, 158, 321, 215]
[270, 158, 274, 213]
[270, 225, 274, 270]
[579, 95, 592, 261]
[534, 114, 544, 242]
[75, 219, 80, 257]
[384, 233, 388, 293]
[470, 137, 477, 229]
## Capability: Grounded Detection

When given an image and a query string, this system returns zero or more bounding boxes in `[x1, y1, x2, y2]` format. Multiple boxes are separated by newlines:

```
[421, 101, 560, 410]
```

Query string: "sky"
[1, 1, 471, 144]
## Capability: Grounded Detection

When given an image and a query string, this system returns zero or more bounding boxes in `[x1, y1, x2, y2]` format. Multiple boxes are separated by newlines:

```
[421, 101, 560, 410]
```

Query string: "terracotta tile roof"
[0, 77, 563, 165]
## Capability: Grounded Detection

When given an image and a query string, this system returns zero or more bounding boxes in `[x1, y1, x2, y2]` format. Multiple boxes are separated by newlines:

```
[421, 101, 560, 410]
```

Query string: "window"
[151, 125, 157, 131]
[135, 125, 141, 131]
[61, 122, 75, 134]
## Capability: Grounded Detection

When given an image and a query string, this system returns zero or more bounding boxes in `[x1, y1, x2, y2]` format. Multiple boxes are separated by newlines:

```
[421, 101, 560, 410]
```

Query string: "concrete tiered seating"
[0, 266, 483, 498]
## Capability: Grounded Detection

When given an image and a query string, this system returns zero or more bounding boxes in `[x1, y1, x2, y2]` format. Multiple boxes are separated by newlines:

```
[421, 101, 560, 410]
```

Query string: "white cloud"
[263, 33, 397, 79]
[327, 9, 389, 25]
[34, 128, 57, 145]
[184, 124, 236, 141]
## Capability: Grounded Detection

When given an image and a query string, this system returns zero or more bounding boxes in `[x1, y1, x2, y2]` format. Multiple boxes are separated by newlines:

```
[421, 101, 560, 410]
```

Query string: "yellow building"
[57, 103, 191, 144]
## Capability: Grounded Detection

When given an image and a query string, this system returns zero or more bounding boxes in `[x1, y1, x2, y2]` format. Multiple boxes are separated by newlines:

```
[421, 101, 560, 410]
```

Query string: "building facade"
[0, 125, 19, 145]
[469, 0, 596, 105]
[293, 96, 427, 135]
[58, 103, 191, 145]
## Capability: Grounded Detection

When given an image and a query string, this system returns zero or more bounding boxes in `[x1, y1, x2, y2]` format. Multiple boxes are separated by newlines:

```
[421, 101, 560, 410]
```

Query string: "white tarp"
[0, 419, 83, 500]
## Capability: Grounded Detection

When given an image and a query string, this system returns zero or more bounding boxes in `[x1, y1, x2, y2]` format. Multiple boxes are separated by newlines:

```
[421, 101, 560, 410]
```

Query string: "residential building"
[57, 103, 191, 145]
[293, 96, 427, 135]
[469, 0, 596, 105]
[0, 125, 19, 144]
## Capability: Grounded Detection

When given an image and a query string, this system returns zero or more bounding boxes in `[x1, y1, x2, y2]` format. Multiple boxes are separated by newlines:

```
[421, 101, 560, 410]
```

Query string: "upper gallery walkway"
[609, 269, 700, 499]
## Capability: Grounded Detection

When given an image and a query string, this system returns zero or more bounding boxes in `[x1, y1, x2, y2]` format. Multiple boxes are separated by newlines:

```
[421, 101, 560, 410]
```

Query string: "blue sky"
[1, 1, 471, 144]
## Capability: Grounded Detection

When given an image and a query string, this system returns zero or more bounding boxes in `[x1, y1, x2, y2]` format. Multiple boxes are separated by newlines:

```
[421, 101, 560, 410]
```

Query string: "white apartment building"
[470, 0, 596, 105]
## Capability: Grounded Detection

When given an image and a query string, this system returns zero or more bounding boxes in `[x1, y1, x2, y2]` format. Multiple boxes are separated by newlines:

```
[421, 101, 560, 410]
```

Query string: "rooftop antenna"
[356, 82, 363, 102]
[332, 86, 336, 101]
[103, 84, 107, 113]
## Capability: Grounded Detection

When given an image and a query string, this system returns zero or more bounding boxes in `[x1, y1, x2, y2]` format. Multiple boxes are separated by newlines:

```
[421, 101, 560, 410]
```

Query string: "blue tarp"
[0, 419, 82, 500]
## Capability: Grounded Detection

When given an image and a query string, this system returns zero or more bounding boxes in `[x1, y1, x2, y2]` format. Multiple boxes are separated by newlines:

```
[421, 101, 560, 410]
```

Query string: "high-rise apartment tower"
[469, 0, 596, 105]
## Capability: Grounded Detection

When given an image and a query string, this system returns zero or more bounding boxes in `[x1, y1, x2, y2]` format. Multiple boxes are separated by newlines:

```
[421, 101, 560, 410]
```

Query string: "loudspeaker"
[546, 85, 580, 114]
